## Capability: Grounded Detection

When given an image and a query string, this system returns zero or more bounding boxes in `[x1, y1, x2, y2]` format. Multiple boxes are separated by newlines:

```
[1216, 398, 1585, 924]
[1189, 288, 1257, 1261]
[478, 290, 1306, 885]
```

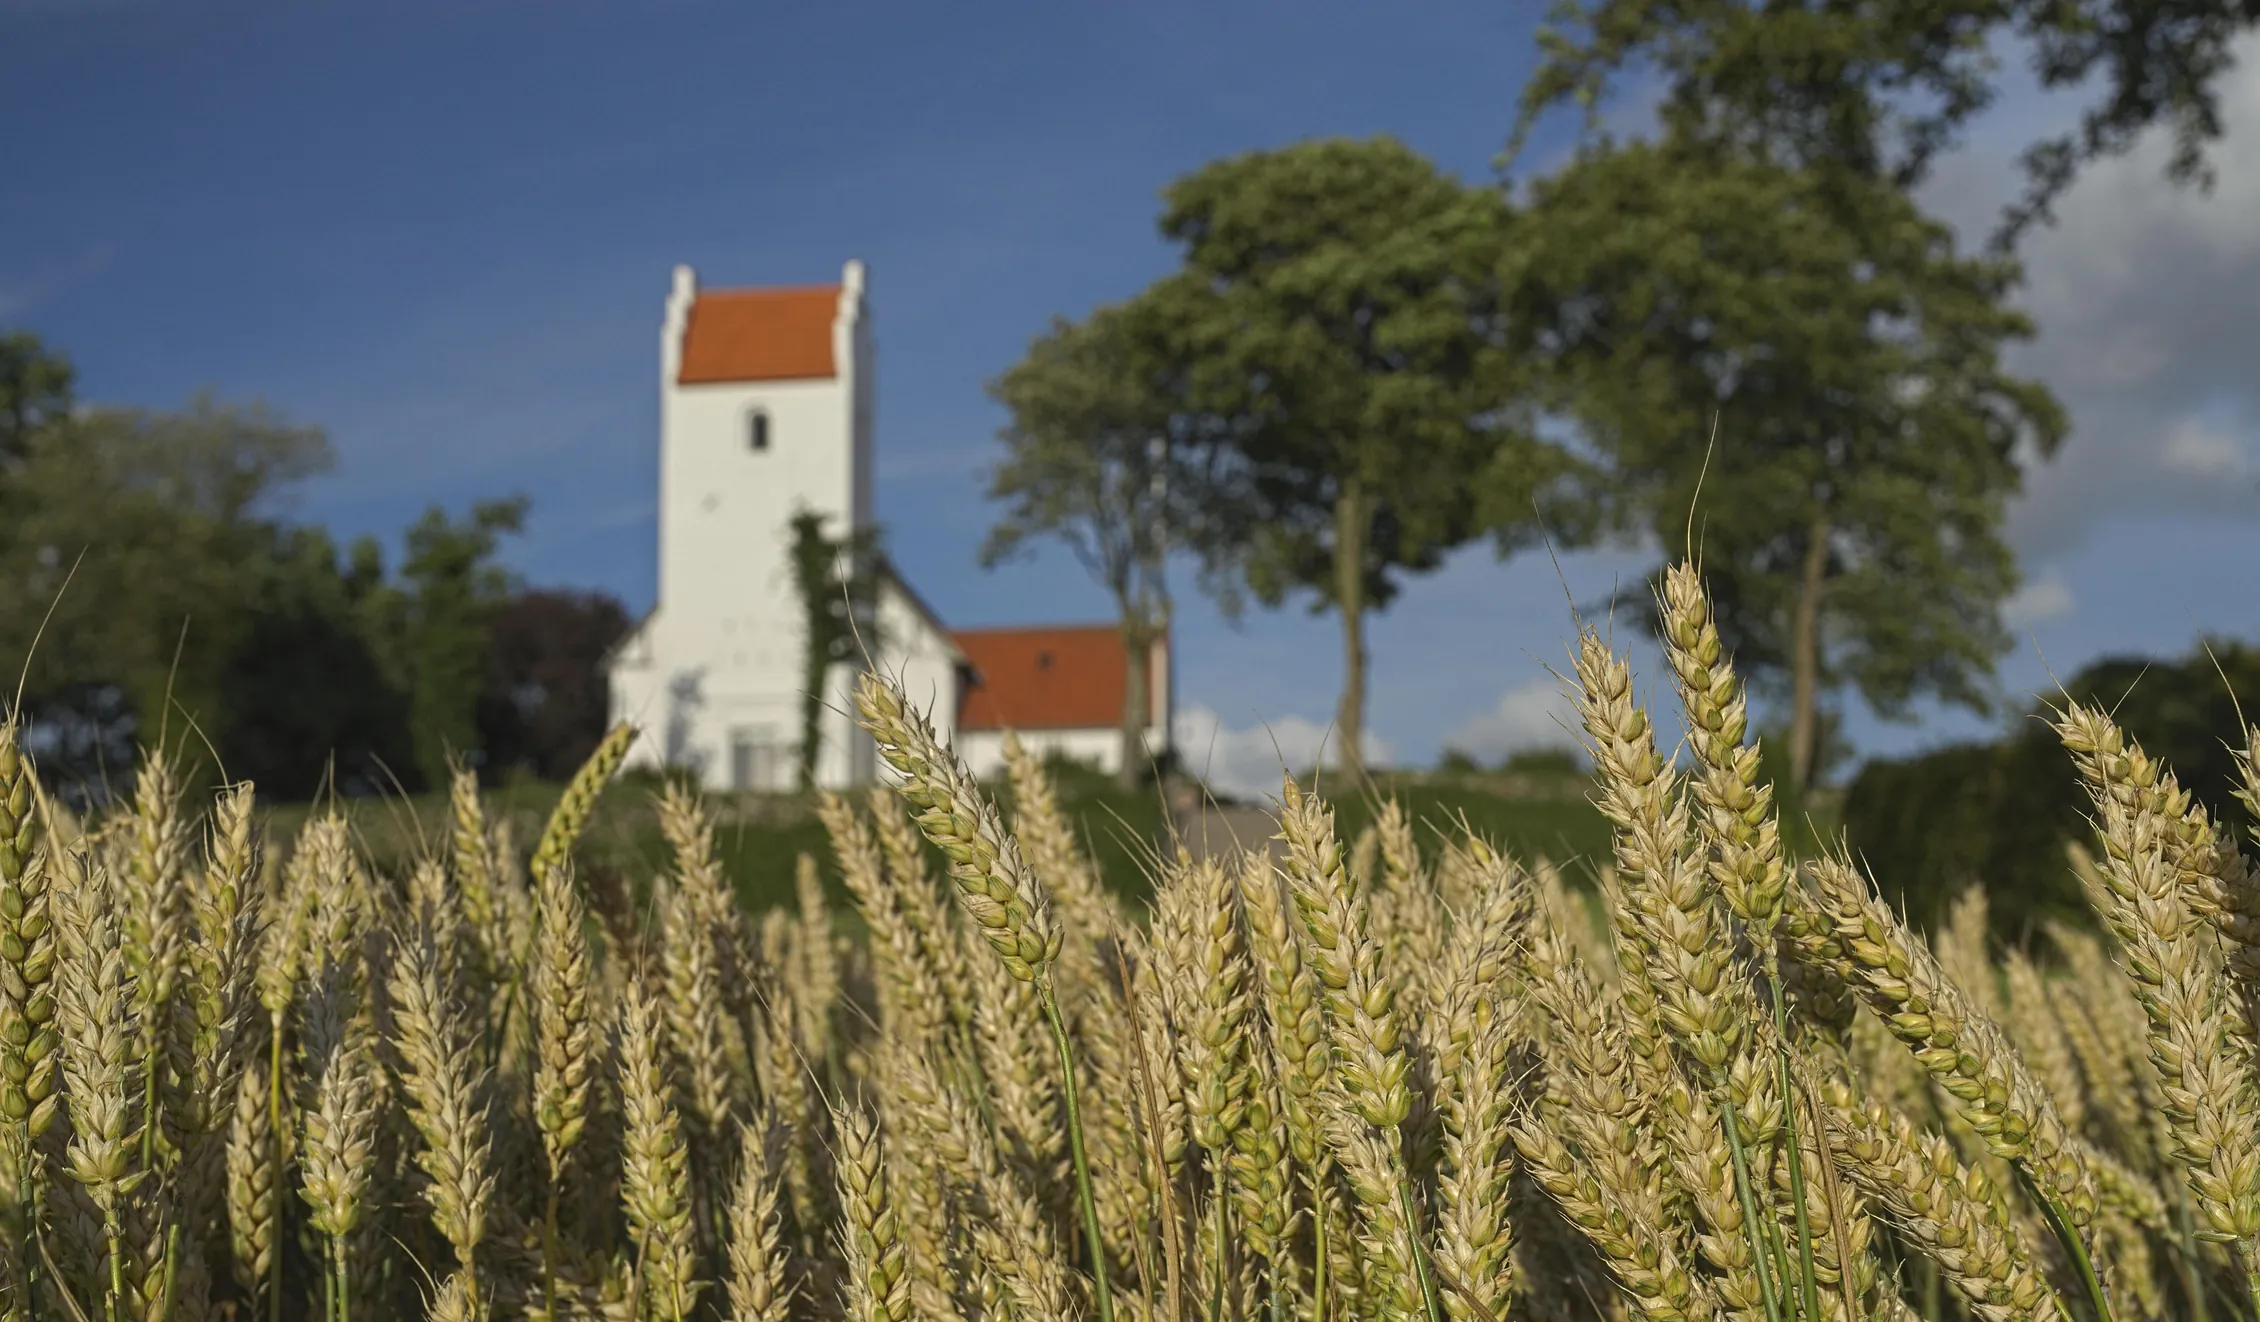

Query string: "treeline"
[0, 333, 626, 802]
[1843, 644, 2260, 938]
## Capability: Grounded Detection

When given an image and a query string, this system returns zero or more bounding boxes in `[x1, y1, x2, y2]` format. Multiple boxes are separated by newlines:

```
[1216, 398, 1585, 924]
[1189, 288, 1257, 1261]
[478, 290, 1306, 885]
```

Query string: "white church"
[606, 260, 1172, 791]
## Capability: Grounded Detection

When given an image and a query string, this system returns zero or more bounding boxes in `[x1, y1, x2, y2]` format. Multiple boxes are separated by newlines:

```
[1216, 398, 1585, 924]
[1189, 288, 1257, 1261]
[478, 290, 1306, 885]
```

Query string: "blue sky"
[7, 0, 2260, 790]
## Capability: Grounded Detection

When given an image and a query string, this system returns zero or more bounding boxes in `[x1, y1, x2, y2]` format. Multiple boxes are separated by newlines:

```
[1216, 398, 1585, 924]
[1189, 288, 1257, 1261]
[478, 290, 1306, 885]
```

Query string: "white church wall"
[624, 263, 882, 793]
[876, 577, 961, 753]
[658, 370, 854, 791]
[955, 726, 1164, 780]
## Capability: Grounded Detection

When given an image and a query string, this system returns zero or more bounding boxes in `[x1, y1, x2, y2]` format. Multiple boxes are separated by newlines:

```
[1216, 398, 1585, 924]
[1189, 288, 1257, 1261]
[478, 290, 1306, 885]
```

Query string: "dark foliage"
[1843, 642, 2260, 939]
[478, 587, 631, 784]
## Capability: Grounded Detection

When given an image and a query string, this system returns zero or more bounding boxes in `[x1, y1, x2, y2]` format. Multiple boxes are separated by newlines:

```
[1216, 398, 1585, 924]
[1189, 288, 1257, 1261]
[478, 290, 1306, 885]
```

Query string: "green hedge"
[1842, 642, 2260, 937]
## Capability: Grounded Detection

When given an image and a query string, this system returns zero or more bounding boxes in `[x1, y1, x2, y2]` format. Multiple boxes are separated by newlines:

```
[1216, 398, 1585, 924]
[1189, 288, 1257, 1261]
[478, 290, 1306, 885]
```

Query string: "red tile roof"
[677, 285, 839, 385]
[955, 625, 1147, 732]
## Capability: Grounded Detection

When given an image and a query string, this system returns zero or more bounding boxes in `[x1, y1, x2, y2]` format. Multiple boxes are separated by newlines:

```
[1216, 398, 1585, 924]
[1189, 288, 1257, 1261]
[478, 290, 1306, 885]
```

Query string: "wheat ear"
[529, 858, 594, 1321]
[223, 1051, 276, 1308]
[791, 853, 840, 1071]
[298, 967, 377, 1322]
[725, 1114, 796, 1322]
[54, 859, 139, 1322]
[835, 1103, 913, 1322]
[817, 792, 951, 1052]
[0, 720, 58, 1319]
[1659, 564, 1835, 1322]
[1819, 1077, 2054, 1321]
[528, 722, 634, 890]
[1435, 1007, 1517, 1322]
[620, 981, 700, 1322]
[853, 675, 1059, 982]
[854, 672, 1114, 1322]
[2059, 702, 2260, 1304]
[386, 925, 495, 1293]
[1002, 729, 1117, 988]
[1807, 851, 2103, 1312]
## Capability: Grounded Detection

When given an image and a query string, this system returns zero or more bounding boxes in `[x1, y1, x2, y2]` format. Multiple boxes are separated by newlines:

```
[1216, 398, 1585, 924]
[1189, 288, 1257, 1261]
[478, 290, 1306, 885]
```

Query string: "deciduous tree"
[1512, 0, 2260, 240]
[1149, 136, 1589, 777]
[0, 396, 331, 787]
[478, 588, 630, 784]
[0, 332, 73, 467]
[982, 298, 1227, 785]
[1506, 138, 2066, 791]
[396, 497, 528, 790]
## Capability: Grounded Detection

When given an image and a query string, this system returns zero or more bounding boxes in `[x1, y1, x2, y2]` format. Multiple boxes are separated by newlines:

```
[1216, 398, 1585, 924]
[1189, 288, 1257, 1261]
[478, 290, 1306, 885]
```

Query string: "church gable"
[677, 285, 841, 384]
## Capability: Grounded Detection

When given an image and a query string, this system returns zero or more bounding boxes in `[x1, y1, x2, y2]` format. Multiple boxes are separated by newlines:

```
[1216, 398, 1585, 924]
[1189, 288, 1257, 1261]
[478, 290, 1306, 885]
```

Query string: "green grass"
[259, 759, 1614, 915]
[1308, 768, 1616, 875]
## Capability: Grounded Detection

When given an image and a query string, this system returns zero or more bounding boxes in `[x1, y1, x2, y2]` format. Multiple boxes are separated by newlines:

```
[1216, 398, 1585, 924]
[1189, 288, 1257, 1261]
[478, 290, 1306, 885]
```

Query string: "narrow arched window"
[748, 409, 771, 452]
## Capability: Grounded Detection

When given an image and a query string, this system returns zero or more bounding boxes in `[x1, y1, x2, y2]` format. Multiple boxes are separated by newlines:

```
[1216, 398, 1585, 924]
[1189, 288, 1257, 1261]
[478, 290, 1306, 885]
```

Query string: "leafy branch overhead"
[1511, 0, 2260, 242]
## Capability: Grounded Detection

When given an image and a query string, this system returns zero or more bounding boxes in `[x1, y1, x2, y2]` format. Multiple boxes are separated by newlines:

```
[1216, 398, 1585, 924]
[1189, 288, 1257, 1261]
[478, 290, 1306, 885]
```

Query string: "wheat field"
[0, 560, 2255, 1322]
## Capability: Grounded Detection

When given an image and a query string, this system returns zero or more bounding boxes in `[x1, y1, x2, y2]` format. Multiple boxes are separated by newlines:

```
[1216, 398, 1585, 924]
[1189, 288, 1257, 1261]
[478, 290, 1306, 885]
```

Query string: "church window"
[729, 726, 785, 791]
[748, 408, 771, 452]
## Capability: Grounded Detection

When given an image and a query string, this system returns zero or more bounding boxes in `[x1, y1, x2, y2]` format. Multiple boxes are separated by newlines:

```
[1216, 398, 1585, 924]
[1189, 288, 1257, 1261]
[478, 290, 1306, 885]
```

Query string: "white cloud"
[1172, 704, 1396, 799]
[1920, 36, 2260, 559]
[2161, 421, 2251, 480]
[1441, 678, 1581, 764]
[2003, 572, 2075, 626]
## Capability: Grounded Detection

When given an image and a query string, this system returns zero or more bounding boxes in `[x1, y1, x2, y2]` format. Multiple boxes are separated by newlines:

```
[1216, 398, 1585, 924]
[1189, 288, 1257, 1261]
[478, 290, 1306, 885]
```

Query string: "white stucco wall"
[876, 577, 962, 754]
[955, 726, 1168, 781]
[609, 260, 883, 792]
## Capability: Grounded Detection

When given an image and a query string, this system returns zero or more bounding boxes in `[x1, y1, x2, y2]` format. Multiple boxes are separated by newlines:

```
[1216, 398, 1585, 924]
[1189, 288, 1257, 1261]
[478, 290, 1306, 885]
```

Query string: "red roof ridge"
[677, 283, 842, 385]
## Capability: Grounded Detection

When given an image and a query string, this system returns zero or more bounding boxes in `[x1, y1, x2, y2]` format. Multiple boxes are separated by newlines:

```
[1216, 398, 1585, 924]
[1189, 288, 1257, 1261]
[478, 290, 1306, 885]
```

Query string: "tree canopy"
[396, 497, 530, 790]
[0, 397, 335, 778]
[1513, 0, 2260, 239]
[0, 332, 74, 467]
[0, 356, 594, 801]
[983, 298, 1228, 783]
[1145, 136, 1595, 776]
[1507, 137, 2067, 790]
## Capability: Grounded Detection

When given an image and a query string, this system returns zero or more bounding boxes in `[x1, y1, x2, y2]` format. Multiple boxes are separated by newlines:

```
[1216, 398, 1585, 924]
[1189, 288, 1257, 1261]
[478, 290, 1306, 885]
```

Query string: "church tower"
[610, 260, 878, 790]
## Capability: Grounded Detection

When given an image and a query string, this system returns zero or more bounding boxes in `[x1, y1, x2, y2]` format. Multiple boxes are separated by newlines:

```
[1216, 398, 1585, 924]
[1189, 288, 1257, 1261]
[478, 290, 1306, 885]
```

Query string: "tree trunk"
[1787, 514, 1831, 796]
[1333, 480, 1369, 782]
[1118, 620, 1150, 789]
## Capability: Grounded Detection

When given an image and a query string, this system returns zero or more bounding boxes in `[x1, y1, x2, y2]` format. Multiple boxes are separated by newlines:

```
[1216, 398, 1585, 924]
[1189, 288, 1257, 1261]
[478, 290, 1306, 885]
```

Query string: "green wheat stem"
[332, 1236, 350, 1322]
[2167, 1193, 2210, 1322]
[542, 1185, 561, 1322]
[104, 1204, 124, 1322]
[1767, 970, 1822, 1321]
[1040, 982, 1115, 1322]
[157, 1224, 180, 1322]
[2242, 1239, 2260, 1322]
[1312, 1174, 1330, 1322]
[1395, 1165, 1446, 1322]
[1209, 1178, 1229, 1322]
[2019, 1166, 2112, 1322]
[1716, 1068, 1786, 1322]
[267, 1022, 285, 1322]
[17, 1122, 39, 1322]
